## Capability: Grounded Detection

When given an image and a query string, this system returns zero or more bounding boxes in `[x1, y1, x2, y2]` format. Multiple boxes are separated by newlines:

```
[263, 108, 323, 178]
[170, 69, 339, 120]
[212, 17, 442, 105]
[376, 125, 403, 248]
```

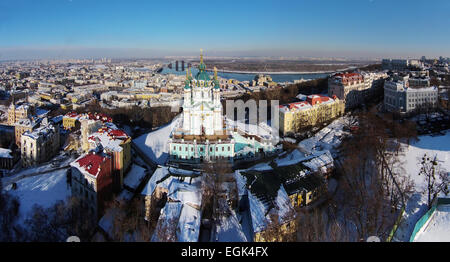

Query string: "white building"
[21, 118, 60, 167]
[384, 77, 438, 113]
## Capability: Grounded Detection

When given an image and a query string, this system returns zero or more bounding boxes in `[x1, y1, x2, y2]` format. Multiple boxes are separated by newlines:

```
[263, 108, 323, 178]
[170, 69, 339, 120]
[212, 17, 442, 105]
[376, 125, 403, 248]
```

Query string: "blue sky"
[0, 0, 449, 59]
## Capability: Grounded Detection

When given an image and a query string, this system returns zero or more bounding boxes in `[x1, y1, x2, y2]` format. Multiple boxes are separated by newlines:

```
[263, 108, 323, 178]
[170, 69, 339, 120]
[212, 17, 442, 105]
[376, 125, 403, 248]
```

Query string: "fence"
[409, 197, 450, 242]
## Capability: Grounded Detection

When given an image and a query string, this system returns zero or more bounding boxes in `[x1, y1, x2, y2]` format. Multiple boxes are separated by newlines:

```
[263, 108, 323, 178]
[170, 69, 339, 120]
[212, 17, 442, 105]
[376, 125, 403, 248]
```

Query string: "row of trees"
[48, 100, 178, 136]
[336, 112, 416, 240]
[0, 189, 98, 242]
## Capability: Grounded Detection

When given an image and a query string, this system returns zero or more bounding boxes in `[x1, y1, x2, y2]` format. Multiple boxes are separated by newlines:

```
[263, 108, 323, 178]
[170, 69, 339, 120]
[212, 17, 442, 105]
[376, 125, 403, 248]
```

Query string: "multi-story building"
[328, 72, 388, 109]
[70, 150, 113, 219]
[0, 148, 19, 171]
[408, 77, 431, 88]
[384, 77, 438, 113]
[80, 119, 103, 152]
[382, 59, 424, 70]
[20, 119, 60, 167]
[13, 117, 41, 147]
[63, 112, 82, 130]
[63, 112, 112, 130]
[7, 102, 34, 125]
[279, 94, 345, 135]
[87, 126, 132, 192]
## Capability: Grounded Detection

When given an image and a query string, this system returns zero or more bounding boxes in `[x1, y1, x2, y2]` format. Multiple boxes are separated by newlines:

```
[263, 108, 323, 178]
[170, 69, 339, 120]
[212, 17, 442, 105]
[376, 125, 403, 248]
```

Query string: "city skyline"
[0, 0, 450, 60]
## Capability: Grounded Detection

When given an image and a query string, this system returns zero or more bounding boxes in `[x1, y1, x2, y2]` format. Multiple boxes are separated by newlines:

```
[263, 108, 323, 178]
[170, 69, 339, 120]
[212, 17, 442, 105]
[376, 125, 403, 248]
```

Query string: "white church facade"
[168, 51, 235, 163]
[168, 51, 281, 165]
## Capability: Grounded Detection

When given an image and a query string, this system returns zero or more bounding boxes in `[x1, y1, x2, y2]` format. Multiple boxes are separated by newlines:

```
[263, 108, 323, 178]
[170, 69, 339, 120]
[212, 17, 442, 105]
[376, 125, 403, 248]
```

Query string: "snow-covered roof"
[88, 127, 129, 152]
[0, 148, 13, 158]
[70, 151, 110, 178]
[22, 123, 57, 141]
[279, 94, 336, 113]
[151, 202, 184, 242]
[406, 85, 438, 92]
[141, 166, 199, 196]
[169, 181, 202, 208]
[303, 150, 334, 172]
[123, 164, 147, 190]
[216, 209, 248, 242]
[177, 204, 201, 242]
[247, 185, 293, 234]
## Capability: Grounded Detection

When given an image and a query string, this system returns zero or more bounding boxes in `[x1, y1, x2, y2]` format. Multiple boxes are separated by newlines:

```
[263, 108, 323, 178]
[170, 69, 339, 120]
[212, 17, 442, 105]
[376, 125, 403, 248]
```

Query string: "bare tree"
[0, 181, 22, 241]
[109, 198, 152, 242]
[24, 197, 97, 242]
[153, 216, 179, 242]
[258, 212, 296, 242]
[337, 111, 412, 240]
[418, 153, 450, 208]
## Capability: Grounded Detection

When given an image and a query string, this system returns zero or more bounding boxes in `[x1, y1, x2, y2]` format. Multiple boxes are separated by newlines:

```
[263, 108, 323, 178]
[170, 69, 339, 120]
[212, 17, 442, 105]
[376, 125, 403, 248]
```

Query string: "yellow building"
[63, 112, 81, 130]
[13, 118, 40, 146]
[40, 93, 53, 101]
[136, 93, 161, 100]
[279, 94, 345, 135]
[8, 103, 34, 126]
[287, 173, 327, 208]
[60, 103, 72, 110]
[254, 220, 297, 242]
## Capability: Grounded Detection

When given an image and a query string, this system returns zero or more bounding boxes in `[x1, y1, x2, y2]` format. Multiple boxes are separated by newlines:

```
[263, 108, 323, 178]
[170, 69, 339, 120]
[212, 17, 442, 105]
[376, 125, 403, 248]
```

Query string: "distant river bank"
[160, 65, 330, 83]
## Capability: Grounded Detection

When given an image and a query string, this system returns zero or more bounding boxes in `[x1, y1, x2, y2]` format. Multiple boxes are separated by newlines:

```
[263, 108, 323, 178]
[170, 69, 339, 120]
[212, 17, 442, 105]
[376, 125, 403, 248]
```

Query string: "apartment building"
[70, 150, 113, 220]
[328, 72, 388, 109]
[20, 119, 60, 167]
[384, 77, 438, 113]
[279, 94, 345, 135]
[7, 102, 34, 125]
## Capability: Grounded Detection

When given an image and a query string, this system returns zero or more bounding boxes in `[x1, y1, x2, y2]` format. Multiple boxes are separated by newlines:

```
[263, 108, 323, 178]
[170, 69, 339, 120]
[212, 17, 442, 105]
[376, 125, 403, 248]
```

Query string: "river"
[160, 64, 330, 83]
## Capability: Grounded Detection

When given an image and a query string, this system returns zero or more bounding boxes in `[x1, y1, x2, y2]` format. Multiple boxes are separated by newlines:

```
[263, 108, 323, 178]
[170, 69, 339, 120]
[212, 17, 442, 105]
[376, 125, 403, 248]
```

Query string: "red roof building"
[70, 151, 113, 219]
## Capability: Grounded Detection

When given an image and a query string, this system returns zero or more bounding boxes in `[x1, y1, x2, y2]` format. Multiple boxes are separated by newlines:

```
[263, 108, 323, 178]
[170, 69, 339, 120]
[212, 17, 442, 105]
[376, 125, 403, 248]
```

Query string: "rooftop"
[88, 126, 130, 152]
[71, 151, 110, 178]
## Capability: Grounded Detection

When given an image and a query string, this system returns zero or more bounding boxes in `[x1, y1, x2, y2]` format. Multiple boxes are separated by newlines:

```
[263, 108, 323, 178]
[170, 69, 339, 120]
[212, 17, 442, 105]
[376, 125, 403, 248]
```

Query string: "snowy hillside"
[134, 116, 181, 165]
[3, 169, 71, 224]
[394, 131, 450, 241]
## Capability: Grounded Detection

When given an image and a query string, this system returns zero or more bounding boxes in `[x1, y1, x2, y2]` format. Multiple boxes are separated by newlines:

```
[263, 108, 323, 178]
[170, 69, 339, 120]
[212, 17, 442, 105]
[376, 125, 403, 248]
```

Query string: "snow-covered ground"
[3, 154, 75, 186]
[394, 131, 450, 242]
[3, 169, 71, 224]
[413, 204, 450, 242]
[134, 116, 181, 165]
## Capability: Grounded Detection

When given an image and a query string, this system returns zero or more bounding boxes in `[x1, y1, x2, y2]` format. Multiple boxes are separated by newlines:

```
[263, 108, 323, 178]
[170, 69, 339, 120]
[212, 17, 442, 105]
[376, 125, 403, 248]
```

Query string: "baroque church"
[168, 51, 235, 163]
[168, 50, 280, 165]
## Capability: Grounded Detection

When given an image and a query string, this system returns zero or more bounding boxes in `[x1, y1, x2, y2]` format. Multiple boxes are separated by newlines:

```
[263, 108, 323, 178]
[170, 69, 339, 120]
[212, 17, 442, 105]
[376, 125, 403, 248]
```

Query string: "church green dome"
[196, 70, 211, 82]
[214, 79, 220, 89]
